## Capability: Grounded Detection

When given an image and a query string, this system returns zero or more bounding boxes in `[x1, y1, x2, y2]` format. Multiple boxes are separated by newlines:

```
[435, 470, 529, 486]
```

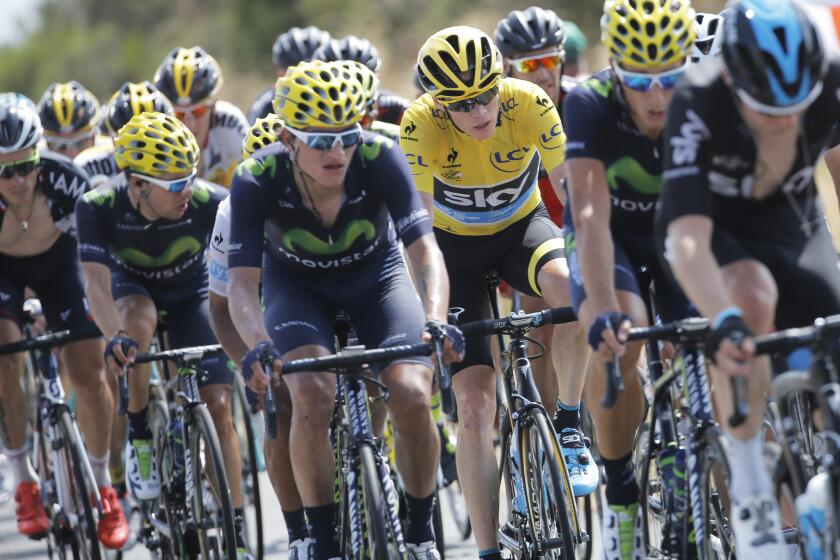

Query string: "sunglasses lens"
[446, 99, 474, 113]
[621, 75, 654, 92]
[659, 71, 685, 90]
[176, 104, 210, 120]
[339, 131, 362, 147]
[304, 130, 362, 151]
[0, 159, 38, 179]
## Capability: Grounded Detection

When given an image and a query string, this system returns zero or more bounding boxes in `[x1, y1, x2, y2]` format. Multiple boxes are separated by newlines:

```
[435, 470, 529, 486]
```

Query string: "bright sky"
[0, 0, 44, 47]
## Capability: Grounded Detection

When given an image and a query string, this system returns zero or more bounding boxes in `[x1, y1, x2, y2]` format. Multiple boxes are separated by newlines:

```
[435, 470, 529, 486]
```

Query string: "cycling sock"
[88, 451, 111, 488]
[305, 503, 340, 559]
[6, 445, 37, 484]
[283, 508, 309, 542]
[404, 491, 435, 544]
[602, 451, 639, 506]
[553, 400, 581, 432]
[725, 431, 771, 500]
[478, 548, 503, 560]
[127, 408, 152, 440]
[234, 507, 246, 548]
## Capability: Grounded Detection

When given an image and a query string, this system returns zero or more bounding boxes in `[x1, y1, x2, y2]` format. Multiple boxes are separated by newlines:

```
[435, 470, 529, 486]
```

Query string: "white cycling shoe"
[731, 492, 788, 560]
[125, 439, 161, 501]
[407, 541, 441, 559]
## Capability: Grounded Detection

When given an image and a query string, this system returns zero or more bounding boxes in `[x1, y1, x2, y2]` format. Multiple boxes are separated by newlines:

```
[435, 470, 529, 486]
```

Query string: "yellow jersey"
[399, 78, 566, 236]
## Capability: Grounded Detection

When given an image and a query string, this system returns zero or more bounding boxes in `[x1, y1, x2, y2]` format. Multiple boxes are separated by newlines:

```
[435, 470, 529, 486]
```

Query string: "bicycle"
[231, 374, 264, 559]
[260, 335, 449, 559]
[118, 343, 237, 560]
[452, 278, 585, 559]
[0, 322, 103, 560]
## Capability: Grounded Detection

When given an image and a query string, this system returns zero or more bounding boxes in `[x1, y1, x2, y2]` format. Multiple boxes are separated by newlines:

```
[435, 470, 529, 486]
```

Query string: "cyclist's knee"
[202, 386, 233, 427]
[62, 338, 107, 390]
[453, 374, 496, 431]
[537, 259, 571, 306]
[722, 262, 777, 333]
[288, 375, 335, 427]
[388, 383, 432, 431]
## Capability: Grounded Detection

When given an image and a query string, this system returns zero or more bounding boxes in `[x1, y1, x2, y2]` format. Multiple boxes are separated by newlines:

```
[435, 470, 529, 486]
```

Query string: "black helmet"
[154, 46, 223, 106]
[313, 35, 382, 73]
[722, 0, 825, 114]
[494, 6, 566, 57]
[272, 26, 331, 69]
[37, 81, 100, 135]
[104, 81, 174, 136]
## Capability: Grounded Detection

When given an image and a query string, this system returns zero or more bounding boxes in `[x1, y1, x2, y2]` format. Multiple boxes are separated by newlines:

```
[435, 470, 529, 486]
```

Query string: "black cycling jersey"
[376, 90, 411, 126]
[246, 87, 274, 125]
[659, 58, 840, 231]
[75, 174, 227, 290]
[228, 130, 432, 271]
[0, 151, 90, 236]
[563, 67, 664, 234]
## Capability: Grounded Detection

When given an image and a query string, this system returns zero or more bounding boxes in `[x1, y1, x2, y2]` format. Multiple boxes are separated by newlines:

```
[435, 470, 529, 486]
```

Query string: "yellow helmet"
[416, 26, 503, 102]
[601, 0, 696, 69]
[335, 60, 379, 111]
[272, 60, 367, 129]
[114, 112, 199, 176]
[154, 46, 223, 106]
[242, 113, 284, 158]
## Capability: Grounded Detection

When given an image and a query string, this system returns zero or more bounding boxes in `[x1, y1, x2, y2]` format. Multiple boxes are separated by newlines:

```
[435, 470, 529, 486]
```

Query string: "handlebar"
[0, 326, 101, 357]
[455, 307, 577, 337]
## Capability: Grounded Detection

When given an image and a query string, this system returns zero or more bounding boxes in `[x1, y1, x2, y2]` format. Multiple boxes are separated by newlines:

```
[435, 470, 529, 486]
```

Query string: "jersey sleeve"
[562, 81, 611, 162]
[74, 188, 112, 265]
[659, 83, 714, 224]
[516, 81, 566, 173]
[208, 199, 230, 296]
[228, 157, 273, 268]
[40, 155, 92, 236]
[399, 99, 440, 195]
[363, 134, 433, 247]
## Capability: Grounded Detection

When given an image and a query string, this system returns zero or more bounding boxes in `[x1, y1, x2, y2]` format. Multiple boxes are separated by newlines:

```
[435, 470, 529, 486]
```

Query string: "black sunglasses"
[444, 87, 499, 113]
[0, 154, 40, 180]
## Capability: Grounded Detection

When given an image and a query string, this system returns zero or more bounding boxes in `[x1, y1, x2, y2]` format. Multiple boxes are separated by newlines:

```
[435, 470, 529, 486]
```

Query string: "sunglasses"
[612, 60, 690, 92]
[734, 82, 823, 117]
[133, 168, 197, 193]
[175, 103, 213, 120]
[444, 87, 499, 113]
[508, 52, 564, 74]
[285, 125, 363, 151]
[0, 153, 40, 179]
[45, 129, 96, 153]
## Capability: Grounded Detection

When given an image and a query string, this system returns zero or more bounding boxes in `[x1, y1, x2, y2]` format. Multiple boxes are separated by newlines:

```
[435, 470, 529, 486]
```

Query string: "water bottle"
[795, 472, 831, 560]
[168, 419, 184, 469]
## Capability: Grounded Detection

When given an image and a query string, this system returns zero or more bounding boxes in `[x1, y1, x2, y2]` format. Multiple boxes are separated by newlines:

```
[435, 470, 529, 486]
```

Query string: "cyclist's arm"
[404, 233, 449, 323]
[81, 261, 124, 338]
[209, 291, 249, 363]
[548, 163, 567, 206]
[567, 157, 619, 314]
[824, 144, 840, 204]
[228, 267, 271, 348]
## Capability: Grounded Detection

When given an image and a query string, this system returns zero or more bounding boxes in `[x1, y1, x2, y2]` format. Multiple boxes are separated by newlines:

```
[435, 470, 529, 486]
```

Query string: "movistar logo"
[584, 76, 613, 98]
[358, 136, 394, 162]
[606, 156, 661, 195]
[190, 182, 211, 205]
[83, 187, 116, 208]
[282, 220, 375, 255]
[114, 236, 202, 267]
[236, 155, 277, 178]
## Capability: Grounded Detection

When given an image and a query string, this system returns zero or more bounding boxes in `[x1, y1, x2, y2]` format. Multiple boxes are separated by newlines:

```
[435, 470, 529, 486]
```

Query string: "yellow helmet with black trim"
[114, 112, 199, 176]
[37, 81, 99, 136]
[154, 46, 223, 106]
[242, 113, 284, 158]
[272, 60, 367, 129]
[601, 0, 696, 69]
[335, 60, 379, 111]
[416, 26, 503, 102]
[105, 81, 174, 136]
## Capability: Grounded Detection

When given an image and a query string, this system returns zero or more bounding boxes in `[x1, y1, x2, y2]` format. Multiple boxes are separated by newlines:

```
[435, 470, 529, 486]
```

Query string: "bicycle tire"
[440, 478, 471, 541]
[56, 408, 102, 560]
[697, 428, 735, 560]
[520, 410, 577, 559]
[148, 395, 182, 559]
[360, 443, 405, 559]
[635, 411, 667, 555]
[233, 377, 264, 559]
[187, 404, 237, 560]
[433, 489, 445, 559]
[575, 494, 594, 560]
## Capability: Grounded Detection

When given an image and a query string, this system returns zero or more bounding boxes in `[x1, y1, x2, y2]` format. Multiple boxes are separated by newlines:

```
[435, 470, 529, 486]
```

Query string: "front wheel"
[232, 377, 264, 558]
[360, 444, 405, 559]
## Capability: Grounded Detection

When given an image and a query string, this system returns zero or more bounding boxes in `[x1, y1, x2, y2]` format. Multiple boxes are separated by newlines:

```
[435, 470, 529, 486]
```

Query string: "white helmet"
[692, 12, 724, 63]
[0, 101, 43, 155]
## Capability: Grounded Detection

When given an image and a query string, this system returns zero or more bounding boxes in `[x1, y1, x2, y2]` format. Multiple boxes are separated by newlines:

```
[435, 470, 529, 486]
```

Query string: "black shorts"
[0, 234, 100, 337]
[435, 205, 565, 373]
[111, 270, 232, 386]
[262, 245, 432, 372]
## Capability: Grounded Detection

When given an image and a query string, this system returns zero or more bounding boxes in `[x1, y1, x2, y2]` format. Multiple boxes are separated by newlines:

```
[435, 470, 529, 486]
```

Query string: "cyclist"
[247, 26, 332, 124]
[493, 7, 593, 479]
[562, 0, 696, 556]
[37, 81, 101, 159]
[691, 11, 725, 63]
[207, 113, 315, 559]
[0, 100, 128, 548]
[657, 0, 837, 556]
[74, 112, 252, 558]
[562, 21, 588, 78]
[154, 46, 247, 188]
[313, 35, 412, 126]
[75, 80, 174, 186]
[402, 26, 586, 559]
[228, 60, 462, 560]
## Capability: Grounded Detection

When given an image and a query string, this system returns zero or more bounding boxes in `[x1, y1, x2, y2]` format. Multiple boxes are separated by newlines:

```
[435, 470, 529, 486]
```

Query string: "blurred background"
[0, 0, 726, 109]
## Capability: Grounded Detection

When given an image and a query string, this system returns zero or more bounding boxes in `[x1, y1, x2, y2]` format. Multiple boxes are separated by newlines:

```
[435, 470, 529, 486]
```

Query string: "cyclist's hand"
[104, 332, 138, 376]
[588, 311, 632, 358]
[423, 321, 465, 364]
[706, 313, 753, 378]
[241, 341, 283, 395]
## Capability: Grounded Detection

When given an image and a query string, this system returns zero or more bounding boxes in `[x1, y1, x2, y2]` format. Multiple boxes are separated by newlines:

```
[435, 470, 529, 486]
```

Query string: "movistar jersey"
[228, 131, 432, 271]
[75, 174, 227, 289]
[400, 77, 566, 236]
[563, 67, 664, 234]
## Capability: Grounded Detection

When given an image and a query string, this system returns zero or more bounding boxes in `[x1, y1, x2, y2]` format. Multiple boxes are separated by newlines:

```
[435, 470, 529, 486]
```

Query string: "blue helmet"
[722, 0, 825, 115]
